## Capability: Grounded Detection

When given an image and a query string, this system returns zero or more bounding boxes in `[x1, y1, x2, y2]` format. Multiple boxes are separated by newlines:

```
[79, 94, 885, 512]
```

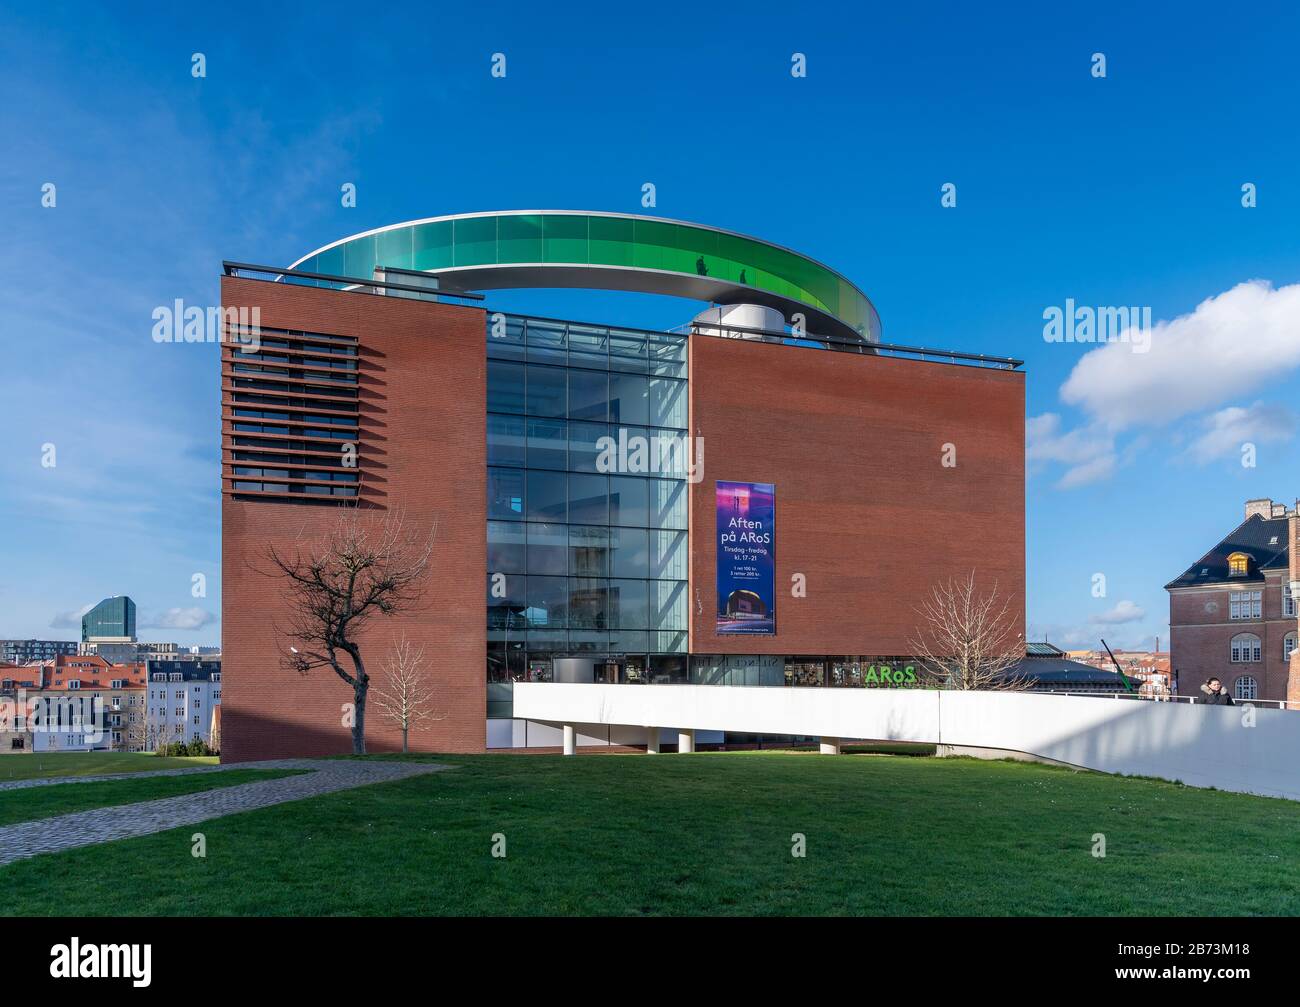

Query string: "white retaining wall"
[513, 683, 1300, 801]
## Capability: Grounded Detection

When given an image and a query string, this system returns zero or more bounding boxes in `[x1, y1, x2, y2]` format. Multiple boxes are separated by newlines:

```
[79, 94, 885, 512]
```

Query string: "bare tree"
[209, 711, 221, 755]
[263, 506, 434, 755]
[127, 714, 157, 753]
[909, 571, 1027, 690]
[372, 634, 442, 753]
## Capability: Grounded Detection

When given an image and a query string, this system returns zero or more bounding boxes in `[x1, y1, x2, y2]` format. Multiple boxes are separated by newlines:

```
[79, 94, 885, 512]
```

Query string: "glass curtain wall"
[486, 314, 689, 710]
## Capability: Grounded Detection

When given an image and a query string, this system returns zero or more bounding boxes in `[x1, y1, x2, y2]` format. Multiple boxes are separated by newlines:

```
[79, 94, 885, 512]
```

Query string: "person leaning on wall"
[1199, 677, 1234, 706]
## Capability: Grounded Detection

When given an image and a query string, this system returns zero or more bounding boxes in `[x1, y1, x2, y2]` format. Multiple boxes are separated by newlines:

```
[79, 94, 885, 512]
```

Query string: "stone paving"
[0, 759, 296, 793]
[0, 759, 448, 866]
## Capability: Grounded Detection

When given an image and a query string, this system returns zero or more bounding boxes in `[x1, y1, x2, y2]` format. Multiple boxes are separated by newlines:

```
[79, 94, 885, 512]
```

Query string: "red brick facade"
[220, 278, 1028, 759]
[1168, 504, 1300, 704]
[220, 278, 486, 761]
[1169, 583, 1298, 703]
[687, 336, 1026, 656]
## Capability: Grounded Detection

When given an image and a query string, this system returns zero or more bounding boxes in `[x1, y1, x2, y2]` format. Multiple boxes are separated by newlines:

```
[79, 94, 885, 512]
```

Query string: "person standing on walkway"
[1200, 677, 1234, 706]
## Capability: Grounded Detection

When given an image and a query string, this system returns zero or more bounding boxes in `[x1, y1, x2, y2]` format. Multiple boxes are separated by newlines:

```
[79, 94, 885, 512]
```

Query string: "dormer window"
[1228, 553, 1250, 577]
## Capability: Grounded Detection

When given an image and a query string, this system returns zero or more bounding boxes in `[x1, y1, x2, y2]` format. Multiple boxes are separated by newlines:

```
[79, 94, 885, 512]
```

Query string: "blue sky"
[2, 1, 1299, 650]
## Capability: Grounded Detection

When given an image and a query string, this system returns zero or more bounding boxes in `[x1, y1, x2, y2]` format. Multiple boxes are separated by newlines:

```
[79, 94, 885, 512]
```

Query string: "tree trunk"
[401, 726, 409, 754]
[352, 679, 367, 755]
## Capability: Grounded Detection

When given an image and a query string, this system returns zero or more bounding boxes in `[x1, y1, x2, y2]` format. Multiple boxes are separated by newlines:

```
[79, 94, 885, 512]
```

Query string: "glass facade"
[81, 596, 136, 642]
[293, 212, 880, 341]
[687, 656, 921, 688]
[487, 314, 689, 715]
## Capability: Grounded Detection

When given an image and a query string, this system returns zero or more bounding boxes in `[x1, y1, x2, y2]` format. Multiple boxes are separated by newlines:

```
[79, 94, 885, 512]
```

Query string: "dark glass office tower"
[81, 595, 137, 641]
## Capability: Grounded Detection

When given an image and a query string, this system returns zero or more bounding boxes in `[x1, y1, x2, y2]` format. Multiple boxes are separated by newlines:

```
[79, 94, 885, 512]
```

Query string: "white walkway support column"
[819, 737, 841, 755]
[677, 729, 695, 754]
[562, 725, 576, 756]
[646, 729, 660, 754]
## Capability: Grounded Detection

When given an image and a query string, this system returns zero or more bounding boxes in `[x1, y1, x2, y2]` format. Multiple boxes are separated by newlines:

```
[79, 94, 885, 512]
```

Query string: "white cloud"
[140, 607, 215, 631]
[1089, 600, 1146, 625]
[1060, 279, 1300, 430]
[49, 603, 94, 629]
[1025, 414, 1116, 488]
[1185, 402, 1295, 463]
[1032, 279, 1300, 488]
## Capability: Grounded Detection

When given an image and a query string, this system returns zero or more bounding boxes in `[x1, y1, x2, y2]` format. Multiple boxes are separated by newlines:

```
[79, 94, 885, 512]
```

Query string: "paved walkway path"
[0, 759, 311, 793]
[0, 759, 447, 866]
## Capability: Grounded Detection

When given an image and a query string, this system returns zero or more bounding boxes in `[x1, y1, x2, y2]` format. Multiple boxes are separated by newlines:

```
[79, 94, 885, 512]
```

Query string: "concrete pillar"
[562, 724, 576, 756]
[677, 729, 695, 754]
[646, 729, 660, 754]
[819, 737, 841, 755]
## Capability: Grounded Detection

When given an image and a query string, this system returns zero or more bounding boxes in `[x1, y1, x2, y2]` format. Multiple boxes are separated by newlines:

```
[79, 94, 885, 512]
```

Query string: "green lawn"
[3, 751, 1299, 916]
[0, 769, 303, 827]
[0, 752, 219, 782]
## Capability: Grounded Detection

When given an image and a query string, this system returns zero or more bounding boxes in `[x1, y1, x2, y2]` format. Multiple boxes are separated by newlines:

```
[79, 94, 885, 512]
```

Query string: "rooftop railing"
[222, 261, 486, 304]
[223, 263, 1020, 369]
[676, 319, 1023, 369]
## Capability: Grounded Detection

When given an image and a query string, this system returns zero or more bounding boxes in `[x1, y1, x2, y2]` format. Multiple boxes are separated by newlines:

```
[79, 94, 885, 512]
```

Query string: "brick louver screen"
[221, 326, 361, 503]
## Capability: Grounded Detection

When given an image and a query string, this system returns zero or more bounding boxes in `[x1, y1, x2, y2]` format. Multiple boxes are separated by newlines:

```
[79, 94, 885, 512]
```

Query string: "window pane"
[568, 324, 607, 369]
[609, 579, 649, 629]
[649, 653, 687, 681]
[487, 414, 525, 467]
[486, 572, 525, 626]
[525, 470, 566, 522]
[648, 478, 687, 529]
[609, 329, 648, 372]
[569, 525, 609, 577]
[649, 530, 687, 580]
[526, 417, 566, 470]
[488, 468, 524, 521]
[608, 630, 650, 653]
[609, 527, 649, 578]
[526, 631, 566, 652]
[568, 579, 608, 629]
[568, 473, 608, 524]
[655, 631, 688, 655]
[487, 521, 526, 574]
[525, 365, 566, 417]
[543, 214, 589, 263]
[525, 577, 569, 628]
[649, 336, 686, 375]
[609, 476, 648, 527]
[568, 422, 608, 473]
[609, 372, 649, 425]
[497, 213, 543, 263]
[526, 320, 566, 364]
[526, 523, 568, 576]
[569, 369, 608, 421]
[487, 361, 525, 414]
[648, 377, 686, 428]
[618, 425, 688, 478]
[486, 315, 526, 361]
[650, 581, 686, 631]
[568, 629, 608, 652]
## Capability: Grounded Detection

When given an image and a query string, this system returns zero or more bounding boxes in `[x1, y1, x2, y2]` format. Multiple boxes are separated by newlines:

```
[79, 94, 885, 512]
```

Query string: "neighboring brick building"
[1166, 498, 1300, 704]
[1, 655, 148, 752]
[0, 662, 34, 752]
[220, 211, 1026, 761]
